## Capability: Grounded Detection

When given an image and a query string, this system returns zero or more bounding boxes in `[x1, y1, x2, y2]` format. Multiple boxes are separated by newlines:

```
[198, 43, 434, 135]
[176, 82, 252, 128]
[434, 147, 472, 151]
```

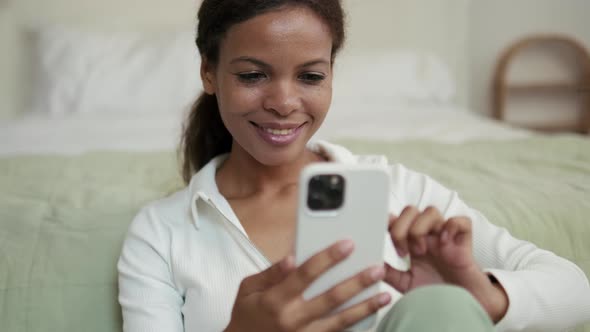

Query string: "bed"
[1, 1, 589, 332]
[2, 112, 589, 332]
[1, 118, 589, 332]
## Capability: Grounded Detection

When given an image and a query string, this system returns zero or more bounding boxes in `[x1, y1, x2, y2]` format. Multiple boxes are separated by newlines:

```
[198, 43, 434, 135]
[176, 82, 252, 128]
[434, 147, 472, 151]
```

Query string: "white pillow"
[32, 25, 202, 115]
[332, 50, 456, 106]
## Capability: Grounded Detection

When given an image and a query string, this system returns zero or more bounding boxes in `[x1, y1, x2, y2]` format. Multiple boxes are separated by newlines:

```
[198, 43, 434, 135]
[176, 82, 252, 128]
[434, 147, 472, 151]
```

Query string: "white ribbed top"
[118, 141, 590, 332]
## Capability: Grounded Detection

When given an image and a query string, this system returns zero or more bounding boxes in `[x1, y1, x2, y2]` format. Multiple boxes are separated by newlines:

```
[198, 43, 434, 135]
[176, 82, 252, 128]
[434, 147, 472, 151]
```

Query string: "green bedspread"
[1, 135, 589, 332]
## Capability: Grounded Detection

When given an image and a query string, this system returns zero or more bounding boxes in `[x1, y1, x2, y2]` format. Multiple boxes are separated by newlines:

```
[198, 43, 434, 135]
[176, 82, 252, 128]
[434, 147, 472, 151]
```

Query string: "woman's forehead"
[220, 6, 333, 62]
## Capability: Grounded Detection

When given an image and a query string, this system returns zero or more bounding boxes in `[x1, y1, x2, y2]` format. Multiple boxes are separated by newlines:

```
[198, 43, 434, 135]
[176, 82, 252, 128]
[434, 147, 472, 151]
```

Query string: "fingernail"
[378, 293, 391, 305]
[370, 265, 385, 280]
[281, 255, 294, 271]
[338, 239, 354, 256]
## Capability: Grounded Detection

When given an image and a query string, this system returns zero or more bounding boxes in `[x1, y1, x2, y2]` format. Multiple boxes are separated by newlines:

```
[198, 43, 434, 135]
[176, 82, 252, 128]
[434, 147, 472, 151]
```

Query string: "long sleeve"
[390, 163, 590, 332]
[117, 207, 184, 332]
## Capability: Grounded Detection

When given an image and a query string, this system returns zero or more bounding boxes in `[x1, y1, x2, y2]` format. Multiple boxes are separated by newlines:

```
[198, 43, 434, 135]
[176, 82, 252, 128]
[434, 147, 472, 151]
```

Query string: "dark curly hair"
[180, 0, 346, 183]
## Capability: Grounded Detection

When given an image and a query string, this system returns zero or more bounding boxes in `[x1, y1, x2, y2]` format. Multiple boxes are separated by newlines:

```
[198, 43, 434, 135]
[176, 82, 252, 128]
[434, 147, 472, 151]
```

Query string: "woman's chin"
[251, 143, 310, 168]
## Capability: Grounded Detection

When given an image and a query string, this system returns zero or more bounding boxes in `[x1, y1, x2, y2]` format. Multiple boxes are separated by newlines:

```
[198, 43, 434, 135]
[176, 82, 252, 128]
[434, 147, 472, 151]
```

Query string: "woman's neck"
[216, 144, 324, 199]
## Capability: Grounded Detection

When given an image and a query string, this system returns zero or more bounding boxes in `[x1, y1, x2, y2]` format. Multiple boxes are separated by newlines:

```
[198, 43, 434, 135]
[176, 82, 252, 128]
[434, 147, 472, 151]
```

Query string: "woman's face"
[201, 5, 334, 166]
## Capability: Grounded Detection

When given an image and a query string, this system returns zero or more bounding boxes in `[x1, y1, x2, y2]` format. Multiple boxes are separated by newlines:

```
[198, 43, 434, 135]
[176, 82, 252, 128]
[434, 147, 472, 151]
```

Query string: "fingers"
[389, 206, 420, 257]
[383, 262, 412, 293]
[441, 216, 472, 246]
[389, 206, 445, 257]
[308, 291, 391, 332]
[267, 239, 355, 306]
[297, 264, 386, 324]
[409, 207, 445, 255]
[238, 255, 295, 296]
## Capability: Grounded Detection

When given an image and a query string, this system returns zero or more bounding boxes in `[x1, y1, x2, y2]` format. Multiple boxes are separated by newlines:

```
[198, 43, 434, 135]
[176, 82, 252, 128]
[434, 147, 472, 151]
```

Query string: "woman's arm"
[117, 207, 184, 332]
[391, 163, 590, 332]
[470, 208, 590, 332]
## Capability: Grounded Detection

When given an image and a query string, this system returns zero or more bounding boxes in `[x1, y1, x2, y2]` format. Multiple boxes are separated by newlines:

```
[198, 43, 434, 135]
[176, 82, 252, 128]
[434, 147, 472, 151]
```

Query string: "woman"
[117, 1, 590, 331]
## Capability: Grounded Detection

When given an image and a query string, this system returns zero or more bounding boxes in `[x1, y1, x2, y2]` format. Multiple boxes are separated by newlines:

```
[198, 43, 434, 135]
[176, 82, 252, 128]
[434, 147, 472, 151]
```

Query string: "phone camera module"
[307, 174, 345, 211]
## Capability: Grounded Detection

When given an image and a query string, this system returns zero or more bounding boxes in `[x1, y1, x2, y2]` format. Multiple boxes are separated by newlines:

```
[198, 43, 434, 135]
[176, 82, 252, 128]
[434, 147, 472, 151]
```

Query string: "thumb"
[238, 255, 295, 296]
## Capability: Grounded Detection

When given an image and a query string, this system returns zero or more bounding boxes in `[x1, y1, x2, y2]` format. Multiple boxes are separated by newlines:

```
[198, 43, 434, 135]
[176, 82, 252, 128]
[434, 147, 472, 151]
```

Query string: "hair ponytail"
[181, 92, 232, 184]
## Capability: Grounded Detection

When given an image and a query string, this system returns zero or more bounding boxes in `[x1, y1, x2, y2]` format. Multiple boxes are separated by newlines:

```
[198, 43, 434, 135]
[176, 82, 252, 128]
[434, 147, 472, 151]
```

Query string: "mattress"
[1, 136, 589, 332]
[0, 105, 532, 156]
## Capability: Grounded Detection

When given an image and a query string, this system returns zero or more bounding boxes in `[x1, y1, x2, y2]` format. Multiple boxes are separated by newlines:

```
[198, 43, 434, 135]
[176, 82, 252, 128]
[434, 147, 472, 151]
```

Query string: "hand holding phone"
[225, 240, 391, 332]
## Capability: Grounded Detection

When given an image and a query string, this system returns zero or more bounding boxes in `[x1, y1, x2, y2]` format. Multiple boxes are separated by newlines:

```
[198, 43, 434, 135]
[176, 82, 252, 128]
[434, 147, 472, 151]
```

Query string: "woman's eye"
[299, 73, 326, 84]
[236, 72, 266, 83]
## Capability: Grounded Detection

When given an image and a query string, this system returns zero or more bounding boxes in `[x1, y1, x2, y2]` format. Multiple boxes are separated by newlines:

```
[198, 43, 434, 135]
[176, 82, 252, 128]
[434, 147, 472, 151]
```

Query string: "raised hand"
[385, 206, 508, 322]
[224, 240, 392, 332]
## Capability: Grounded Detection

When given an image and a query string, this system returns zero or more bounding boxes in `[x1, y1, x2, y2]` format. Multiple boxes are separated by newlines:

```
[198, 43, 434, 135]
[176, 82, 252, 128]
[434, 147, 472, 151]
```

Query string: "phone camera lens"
[307, 174, 345, 211]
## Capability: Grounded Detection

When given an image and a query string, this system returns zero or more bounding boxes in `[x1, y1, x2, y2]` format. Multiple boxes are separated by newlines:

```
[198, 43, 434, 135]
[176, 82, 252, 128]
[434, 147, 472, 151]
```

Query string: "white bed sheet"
[317, 103, 533, 143]
[0, 112, 184, 156]
[0, 105, 532, 156]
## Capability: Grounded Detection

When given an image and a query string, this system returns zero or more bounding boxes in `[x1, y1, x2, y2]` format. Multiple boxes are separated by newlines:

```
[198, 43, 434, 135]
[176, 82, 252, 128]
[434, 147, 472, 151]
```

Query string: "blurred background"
[0, 0, 589, 140]
[1, 3, 589, 332]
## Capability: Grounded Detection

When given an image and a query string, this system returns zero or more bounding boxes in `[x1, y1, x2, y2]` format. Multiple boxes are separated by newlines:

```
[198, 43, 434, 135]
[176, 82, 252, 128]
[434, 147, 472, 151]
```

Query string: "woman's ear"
[200, 57, 216, 95]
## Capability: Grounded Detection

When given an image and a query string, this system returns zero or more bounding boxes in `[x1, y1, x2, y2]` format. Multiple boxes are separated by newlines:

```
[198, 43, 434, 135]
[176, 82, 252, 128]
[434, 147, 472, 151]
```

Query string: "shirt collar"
[187, 154, 229, 230]
[186, 140, 359, 229]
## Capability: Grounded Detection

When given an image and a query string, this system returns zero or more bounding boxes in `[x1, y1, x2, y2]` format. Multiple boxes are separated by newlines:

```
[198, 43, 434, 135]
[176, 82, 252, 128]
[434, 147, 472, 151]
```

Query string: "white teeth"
[263, 128, 295, 136]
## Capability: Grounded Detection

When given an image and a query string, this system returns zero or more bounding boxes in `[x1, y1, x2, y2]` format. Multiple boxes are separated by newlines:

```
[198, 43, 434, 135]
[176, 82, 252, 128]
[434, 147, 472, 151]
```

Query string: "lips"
[250, 121, 305, 130]
[261, 127, 297, 136]
[250, 121, 308, 146]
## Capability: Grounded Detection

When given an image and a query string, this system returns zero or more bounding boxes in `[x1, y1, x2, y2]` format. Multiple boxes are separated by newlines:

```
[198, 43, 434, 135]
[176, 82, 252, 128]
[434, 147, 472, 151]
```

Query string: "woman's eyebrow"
[229, 56, 330, 69]
[230, 57, 270, 69]
[299, 59, 330, 68]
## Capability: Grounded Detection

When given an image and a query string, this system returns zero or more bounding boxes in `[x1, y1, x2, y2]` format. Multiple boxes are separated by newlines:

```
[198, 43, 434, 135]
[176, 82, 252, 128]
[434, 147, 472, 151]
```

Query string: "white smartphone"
[295, 163, 390, 331]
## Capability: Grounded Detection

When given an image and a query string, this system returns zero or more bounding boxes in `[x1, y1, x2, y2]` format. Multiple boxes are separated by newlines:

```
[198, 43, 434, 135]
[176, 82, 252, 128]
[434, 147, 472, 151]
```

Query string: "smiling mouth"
[250, 122, 307, 136]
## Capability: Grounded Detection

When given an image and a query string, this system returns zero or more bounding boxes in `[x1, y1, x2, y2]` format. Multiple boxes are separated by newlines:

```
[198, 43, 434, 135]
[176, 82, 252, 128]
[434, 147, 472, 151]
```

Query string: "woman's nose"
[262, 80, 301, 117]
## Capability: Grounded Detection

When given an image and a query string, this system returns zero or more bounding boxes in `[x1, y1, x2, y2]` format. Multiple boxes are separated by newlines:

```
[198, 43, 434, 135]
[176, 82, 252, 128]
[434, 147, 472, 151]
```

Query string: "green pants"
[377, 285, 495, 332]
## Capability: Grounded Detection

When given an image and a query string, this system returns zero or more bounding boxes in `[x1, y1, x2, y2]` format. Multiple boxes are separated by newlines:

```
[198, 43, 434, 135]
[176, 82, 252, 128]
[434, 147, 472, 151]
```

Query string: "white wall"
[468, 0, 590, 120]
[0, 7, 18, 120]
[343, 0, 471, 106]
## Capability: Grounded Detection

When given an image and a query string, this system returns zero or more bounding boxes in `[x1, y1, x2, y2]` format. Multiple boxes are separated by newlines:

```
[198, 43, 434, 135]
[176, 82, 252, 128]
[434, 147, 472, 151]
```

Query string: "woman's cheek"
[221, 88, 260, 115]
[309, 89, 332, 116]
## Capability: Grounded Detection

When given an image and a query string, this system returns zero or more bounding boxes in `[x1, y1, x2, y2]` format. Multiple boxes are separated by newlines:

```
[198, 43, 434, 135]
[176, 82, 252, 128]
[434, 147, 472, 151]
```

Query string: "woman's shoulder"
[131, 187, 193, 231]
[338, 144, 448, 204]
[318, 140, 413, 173]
